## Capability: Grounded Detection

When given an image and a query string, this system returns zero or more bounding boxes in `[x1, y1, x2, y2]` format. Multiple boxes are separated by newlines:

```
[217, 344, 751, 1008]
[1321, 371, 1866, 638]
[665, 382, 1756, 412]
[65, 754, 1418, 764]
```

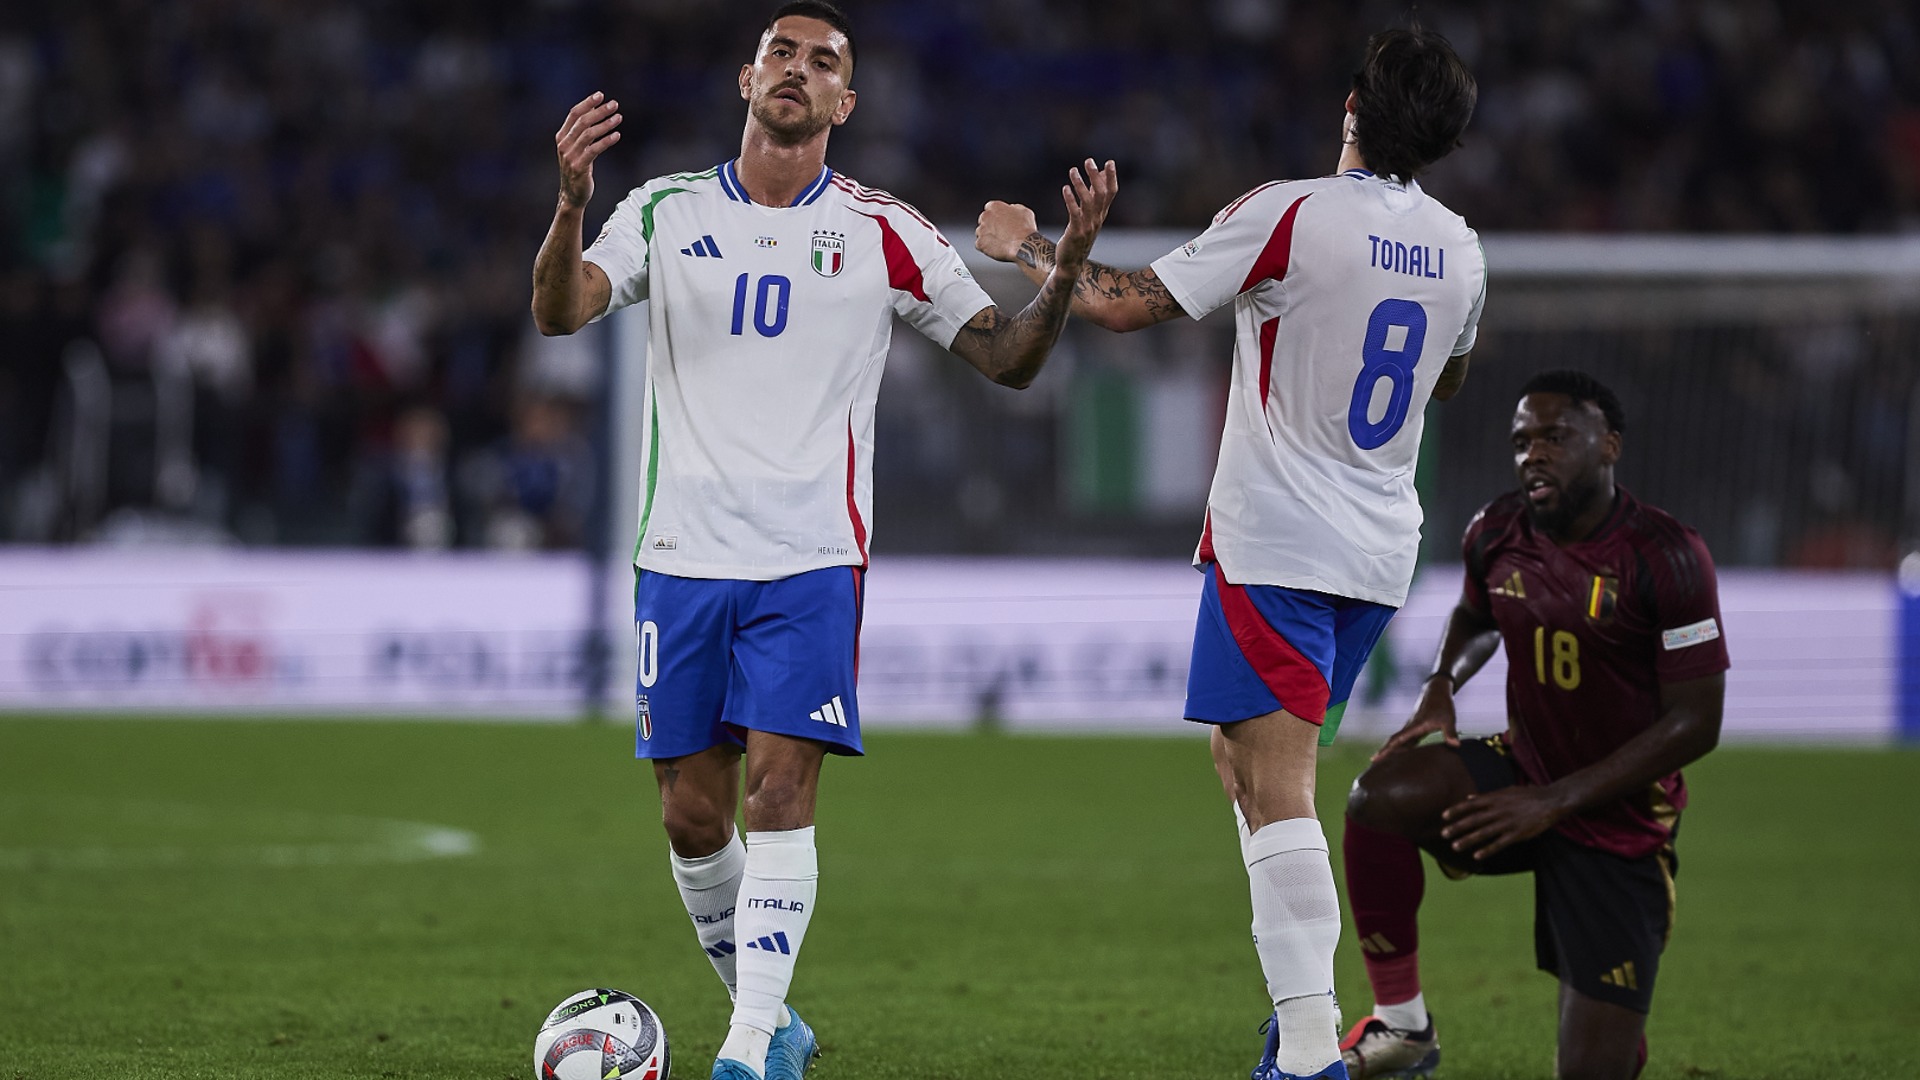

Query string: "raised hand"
[1372, 676, 1461, 761]
[975, 200, 1039, 264]
[1054, 158, 1118, 272]
[556, 92, 623, 209]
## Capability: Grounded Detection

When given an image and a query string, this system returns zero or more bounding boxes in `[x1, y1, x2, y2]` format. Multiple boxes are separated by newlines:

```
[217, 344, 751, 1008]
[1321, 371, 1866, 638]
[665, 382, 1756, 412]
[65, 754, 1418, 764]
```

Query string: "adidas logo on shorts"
[809, 696, 849, 728]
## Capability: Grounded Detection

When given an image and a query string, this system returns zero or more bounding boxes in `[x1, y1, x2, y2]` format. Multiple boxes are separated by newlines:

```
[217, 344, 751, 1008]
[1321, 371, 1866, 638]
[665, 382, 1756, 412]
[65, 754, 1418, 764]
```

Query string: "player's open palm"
[1375, 680, 1460, 761]
[556, 92, 623, 209]
[1055, 158, 1118, 270]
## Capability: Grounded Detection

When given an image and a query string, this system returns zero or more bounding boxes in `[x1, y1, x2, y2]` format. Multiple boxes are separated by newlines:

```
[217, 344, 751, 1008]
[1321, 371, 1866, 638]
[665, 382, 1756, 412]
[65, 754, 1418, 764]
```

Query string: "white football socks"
[670, 831, 747, 999]
[721, 827, 819, 1072]
[1375, 991, 1428, 1033]
[716, 1026, 772, 1074]
[1244, 817, 1343, 1076]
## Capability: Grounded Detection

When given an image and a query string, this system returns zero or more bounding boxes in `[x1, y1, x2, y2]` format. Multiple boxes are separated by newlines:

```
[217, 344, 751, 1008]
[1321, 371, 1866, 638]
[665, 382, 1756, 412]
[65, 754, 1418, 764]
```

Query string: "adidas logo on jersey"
[1491, 570, 1526, 599]
[810, 696, 849, 728]
[679, 235, 724, 258]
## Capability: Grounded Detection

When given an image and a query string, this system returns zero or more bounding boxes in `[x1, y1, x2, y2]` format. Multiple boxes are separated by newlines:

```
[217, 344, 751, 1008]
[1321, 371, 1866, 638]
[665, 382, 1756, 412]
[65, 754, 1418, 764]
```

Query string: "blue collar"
[720, 160, 834, 206]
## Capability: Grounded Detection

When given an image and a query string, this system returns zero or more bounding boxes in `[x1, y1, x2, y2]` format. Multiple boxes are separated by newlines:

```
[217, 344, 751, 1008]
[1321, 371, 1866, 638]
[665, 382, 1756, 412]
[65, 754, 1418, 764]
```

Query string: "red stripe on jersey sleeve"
[834, 177, 944, 240]
[858, 210, 930, 302]
[1215, 568, 1331, 722]
[1217, 180, 1285, 223]
[1238, 193, 1313, 294]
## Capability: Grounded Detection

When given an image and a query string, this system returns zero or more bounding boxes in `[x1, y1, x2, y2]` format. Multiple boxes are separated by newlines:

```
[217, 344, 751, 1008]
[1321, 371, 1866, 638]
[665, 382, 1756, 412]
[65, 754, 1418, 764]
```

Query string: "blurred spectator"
[155, 257, 252, 519]
[351, 405, 454, 549]
[462, 396, 592, 552]
[95, 247, 175, 374]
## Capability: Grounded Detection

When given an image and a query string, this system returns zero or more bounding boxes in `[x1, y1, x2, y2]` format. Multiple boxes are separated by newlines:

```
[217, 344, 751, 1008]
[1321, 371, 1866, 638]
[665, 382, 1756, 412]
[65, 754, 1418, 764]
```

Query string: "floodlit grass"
[0, 718, 1915, 1079]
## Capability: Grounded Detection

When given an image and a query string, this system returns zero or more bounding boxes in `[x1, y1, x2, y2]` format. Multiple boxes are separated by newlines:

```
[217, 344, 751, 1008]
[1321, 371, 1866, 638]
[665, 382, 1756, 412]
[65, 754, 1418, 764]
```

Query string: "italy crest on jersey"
[812, 231, 845, 277]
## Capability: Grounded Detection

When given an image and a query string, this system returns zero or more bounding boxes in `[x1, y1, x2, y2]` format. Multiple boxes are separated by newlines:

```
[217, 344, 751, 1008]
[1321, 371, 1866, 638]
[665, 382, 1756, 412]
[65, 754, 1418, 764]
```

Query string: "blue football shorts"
[1184, 563, 1396, 742]
[632, 565, 865, 759]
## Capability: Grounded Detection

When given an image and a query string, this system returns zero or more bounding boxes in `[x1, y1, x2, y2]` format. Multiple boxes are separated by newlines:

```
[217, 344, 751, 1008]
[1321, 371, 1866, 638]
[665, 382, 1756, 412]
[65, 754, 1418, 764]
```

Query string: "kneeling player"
[1339, 371, 1728, 1080]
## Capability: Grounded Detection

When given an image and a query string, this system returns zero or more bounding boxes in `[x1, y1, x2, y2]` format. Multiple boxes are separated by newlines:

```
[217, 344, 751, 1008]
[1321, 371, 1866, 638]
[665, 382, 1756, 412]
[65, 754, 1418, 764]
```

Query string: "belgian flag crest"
[1586, 575, 1619, 621]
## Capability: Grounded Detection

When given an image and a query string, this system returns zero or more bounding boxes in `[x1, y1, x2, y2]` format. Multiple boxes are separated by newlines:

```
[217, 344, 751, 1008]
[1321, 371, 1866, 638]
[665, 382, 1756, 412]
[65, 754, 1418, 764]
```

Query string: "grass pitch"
[0, 718, 1915, 1079]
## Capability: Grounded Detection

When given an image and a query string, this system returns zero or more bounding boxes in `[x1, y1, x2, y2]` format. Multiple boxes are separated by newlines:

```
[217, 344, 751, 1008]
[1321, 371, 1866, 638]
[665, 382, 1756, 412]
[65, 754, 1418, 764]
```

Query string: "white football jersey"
[585, 161, 992, 580]
[1152, 169, 1486, 607]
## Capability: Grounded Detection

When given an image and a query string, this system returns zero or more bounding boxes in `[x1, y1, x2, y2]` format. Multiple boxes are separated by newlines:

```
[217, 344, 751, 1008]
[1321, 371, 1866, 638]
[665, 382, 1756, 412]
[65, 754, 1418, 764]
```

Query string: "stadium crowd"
[0, 0, 1916, 550]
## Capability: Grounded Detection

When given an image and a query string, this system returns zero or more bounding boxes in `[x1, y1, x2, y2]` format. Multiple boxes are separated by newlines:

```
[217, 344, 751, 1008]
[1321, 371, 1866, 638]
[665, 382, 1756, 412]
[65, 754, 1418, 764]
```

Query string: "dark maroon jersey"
[1460, 486, 1730, 858]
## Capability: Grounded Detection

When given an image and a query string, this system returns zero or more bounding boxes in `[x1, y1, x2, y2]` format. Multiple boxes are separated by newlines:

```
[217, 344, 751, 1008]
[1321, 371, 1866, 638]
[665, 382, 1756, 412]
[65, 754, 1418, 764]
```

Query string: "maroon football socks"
[1343, 815, 1426, 1008]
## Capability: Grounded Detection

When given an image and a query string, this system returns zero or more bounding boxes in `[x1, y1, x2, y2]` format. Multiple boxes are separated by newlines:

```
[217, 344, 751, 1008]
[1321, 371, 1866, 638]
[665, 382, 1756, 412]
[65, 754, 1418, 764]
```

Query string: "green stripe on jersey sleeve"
[639, 188, 691, 246]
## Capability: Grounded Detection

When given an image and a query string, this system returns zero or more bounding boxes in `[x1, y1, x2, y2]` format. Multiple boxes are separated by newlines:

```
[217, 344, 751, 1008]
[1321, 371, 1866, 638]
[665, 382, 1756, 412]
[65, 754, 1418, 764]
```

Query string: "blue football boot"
[764, 1006, 820, 1080]
[710, 1058, 763, 1080]
[1251, 1012, 1280, 1080]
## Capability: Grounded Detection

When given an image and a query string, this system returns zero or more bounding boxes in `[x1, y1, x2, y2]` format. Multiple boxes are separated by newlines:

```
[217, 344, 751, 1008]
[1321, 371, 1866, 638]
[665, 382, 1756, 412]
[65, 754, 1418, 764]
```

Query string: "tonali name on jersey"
[585, 161, 991, 580]
[1152, 169, 1488, 607]
[1462, 487, 1732, 858]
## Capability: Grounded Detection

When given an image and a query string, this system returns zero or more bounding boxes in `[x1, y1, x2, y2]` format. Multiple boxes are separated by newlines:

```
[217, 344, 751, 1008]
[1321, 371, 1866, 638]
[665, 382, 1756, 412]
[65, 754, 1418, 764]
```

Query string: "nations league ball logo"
[811, 231, 844, 277]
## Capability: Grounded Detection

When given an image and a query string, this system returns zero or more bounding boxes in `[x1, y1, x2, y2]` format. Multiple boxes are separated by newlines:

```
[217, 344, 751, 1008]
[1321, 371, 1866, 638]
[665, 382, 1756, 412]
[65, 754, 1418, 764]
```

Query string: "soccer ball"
[533, 988, 671, 1080]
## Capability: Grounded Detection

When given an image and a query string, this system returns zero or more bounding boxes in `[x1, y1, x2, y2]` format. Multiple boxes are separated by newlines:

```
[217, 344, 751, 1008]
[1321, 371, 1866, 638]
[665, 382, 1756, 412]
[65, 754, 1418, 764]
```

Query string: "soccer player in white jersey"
[529, 4, 1114, 1079]
[978, 25, 1481, 1080]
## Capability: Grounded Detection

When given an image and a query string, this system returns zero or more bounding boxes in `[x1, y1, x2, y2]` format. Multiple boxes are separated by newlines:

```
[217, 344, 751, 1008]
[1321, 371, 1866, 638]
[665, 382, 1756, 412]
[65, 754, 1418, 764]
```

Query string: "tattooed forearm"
[531, 199, 604, 336]
[1015, 233, 1050, 272]
[1013, 232, 1056, 277]
[532, 220, 579, 293]
[1074, 264, 1183, 325]
[953, 264, 1079, 389]
[1007, 231, 1183, 332]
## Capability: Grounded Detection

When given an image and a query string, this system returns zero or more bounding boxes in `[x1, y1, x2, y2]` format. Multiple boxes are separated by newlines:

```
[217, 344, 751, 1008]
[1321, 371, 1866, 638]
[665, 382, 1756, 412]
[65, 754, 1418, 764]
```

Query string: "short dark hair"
[765, 1, 856, 72]
[1519, 369, 1627, 433]
[1351, 25, 1477, 182]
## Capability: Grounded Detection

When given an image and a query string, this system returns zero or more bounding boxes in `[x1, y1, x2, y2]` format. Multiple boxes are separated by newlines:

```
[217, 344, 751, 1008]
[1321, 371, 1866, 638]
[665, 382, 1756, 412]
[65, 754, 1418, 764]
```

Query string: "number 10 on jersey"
[731, 273, 791, 338]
